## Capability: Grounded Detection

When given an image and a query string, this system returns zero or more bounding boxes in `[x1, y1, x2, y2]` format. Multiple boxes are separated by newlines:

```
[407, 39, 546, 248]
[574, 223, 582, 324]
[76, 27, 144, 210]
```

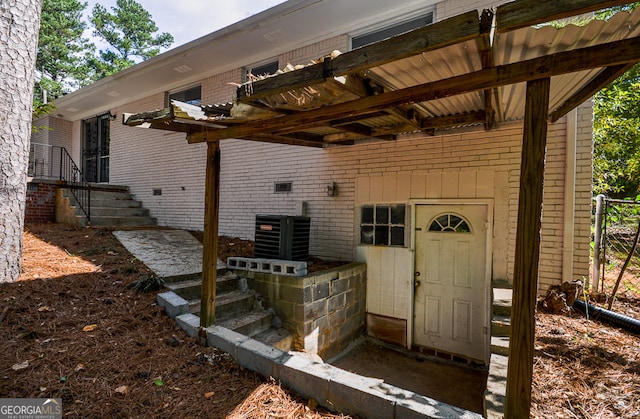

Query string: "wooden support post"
[505, 77, 550, 418]
[200, 140, 221, 327]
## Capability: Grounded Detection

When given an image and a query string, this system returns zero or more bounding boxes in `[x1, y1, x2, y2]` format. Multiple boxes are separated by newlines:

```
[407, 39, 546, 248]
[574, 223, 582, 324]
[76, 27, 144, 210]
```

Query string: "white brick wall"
[59, 0, 593, 299]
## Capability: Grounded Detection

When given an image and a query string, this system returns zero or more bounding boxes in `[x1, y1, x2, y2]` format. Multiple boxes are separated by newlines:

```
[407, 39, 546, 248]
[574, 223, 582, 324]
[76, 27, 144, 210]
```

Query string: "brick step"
[188, 290, 256, 320]
[218, 308, 273, 338]
[491, 315, 511, 337]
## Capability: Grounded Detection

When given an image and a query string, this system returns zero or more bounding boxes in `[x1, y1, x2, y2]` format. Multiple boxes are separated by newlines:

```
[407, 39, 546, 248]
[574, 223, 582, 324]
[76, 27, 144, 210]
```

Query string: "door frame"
[408, 199, 494, 364]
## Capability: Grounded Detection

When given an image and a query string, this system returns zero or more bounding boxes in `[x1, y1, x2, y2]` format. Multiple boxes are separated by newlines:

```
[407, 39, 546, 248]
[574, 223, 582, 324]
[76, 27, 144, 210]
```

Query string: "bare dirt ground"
[1, 223, 639, 418]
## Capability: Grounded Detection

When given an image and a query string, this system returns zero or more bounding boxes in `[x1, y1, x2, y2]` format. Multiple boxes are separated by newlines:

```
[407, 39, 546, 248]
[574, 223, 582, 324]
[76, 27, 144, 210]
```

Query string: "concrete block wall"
[240, 262, 367, 360]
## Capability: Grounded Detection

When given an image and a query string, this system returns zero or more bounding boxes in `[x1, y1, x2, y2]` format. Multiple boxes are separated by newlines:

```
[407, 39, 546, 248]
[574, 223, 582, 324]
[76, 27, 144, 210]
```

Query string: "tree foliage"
[89, 0, 173, 78]
[593, 4, 640, 199]
[34, 0, 173, 108]
[35, 0, 93, 108]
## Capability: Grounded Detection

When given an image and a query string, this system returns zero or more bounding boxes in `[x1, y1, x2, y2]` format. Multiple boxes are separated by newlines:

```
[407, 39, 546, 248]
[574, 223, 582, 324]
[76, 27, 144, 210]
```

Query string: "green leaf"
[153, 378, 164, 387]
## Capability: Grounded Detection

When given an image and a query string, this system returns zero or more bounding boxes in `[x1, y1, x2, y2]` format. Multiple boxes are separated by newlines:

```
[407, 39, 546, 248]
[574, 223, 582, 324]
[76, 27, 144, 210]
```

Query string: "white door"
[413, 204, 489, 362]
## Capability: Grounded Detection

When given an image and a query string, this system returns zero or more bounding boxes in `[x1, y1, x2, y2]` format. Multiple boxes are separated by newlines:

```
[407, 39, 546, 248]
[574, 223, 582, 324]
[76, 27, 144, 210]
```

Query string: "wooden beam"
[550, 63, 636, 121]
[200, 141, 221, 327]
[479, 9, 497, 129]
[188, 36, 640, 143]
[236, 10, 481, 102]
[124, 107, 172, 126]
[420, 110, 486, 130]
[242, 133, 325, 148]
[496, 0, 633, 33]
[505, 77, 550, 418]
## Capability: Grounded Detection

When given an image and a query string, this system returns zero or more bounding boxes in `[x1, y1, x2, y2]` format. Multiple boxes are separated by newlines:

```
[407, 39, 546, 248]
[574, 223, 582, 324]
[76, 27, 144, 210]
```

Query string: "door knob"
[415, 271, 421, 277]
[414, 280, 421, 287]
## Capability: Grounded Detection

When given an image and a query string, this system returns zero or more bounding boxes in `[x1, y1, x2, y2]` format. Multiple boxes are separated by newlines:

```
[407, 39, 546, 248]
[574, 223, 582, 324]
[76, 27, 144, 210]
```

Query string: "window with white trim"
[168, 85, 201, 106]
[360, 204, 406, 246]
[245, 60, 279, 82]
[351, 10, 435, 49]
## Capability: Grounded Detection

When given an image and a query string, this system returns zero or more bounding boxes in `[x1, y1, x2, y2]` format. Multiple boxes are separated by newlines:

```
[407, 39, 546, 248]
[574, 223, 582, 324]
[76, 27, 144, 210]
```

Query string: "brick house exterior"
[35, 0, 605, 360]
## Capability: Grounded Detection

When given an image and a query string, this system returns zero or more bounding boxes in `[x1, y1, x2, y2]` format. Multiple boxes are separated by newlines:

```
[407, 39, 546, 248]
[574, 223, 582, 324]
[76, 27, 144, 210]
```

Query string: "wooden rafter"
[550, 63, 637, 121]
[479, 9, 497, 129]
[186, 36, 640, 143]
[236, 10, 481, 103]
[496, 0, 635, 32]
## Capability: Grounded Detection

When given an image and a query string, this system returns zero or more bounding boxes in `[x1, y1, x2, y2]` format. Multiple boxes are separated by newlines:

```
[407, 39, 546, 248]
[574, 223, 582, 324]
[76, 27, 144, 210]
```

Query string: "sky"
[84, 0, 287, 52]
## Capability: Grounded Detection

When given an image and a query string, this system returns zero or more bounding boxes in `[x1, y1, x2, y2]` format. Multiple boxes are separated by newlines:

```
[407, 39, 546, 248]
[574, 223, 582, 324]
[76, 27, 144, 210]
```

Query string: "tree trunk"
[0, 0, 43, 282]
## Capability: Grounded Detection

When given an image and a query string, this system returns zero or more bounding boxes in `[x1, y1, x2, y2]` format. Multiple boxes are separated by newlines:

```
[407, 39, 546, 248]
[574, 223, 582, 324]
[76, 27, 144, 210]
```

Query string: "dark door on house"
[82, 113, 110, 183]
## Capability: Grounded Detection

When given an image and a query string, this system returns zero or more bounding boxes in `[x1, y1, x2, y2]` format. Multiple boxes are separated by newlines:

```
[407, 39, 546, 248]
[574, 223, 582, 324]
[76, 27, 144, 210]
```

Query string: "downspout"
[562, 109, 577, 283]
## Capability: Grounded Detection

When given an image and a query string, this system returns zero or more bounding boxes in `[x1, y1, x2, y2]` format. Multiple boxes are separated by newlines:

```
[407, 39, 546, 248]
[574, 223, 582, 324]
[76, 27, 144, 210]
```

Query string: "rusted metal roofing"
[125, 6, 640, 147]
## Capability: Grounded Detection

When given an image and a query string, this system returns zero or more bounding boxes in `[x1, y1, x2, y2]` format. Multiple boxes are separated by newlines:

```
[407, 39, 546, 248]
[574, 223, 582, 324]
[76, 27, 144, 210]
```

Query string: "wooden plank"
[496, 0, 633, 33]
[124, 107, 172, 126]
[366, 313, 407, 348]
[550, 63, 636, 121]
[420, 110, 486, 130]
[236, 11, 481, 102]
[505, 77, 550, 418]
[190, 36, 640, 143]
[200, 141, 221, 327]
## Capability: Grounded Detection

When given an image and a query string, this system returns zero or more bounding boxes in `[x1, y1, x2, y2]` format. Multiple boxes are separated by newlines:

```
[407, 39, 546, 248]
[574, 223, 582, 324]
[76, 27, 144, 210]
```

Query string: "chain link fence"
[593, 196, 640, 301]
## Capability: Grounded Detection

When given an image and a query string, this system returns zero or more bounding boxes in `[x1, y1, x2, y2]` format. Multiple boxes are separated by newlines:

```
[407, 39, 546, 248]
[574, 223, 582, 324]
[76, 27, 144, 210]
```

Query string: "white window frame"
[349, 7, 436, 50]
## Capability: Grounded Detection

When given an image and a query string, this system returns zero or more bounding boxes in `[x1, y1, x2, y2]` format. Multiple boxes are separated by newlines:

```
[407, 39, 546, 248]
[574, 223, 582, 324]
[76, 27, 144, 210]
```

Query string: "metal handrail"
[29, 143, 91, 223]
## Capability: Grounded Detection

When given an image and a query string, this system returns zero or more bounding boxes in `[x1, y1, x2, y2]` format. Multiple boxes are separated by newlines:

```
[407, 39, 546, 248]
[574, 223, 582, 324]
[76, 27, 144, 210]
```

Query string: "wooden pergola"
[125, 1, 640, 416]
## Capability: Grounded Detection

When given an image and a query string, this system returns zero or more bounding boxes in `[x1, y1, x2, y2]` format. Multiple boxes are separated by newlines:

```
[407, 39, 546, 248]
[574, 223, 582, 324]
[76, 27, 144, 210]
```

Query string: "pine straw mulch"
[1, 223, 639, 418]
[0, 224, 351, 418]
[532, 295, 640, 418]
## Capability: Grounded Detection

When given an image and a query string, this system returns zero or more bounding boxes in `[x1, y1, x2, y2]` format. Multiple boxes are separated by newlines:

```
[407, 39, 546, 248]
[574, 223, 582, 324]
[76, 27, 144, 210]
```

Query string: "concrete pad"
[113, 229, 224, 280]
[485, 353, 507, 418]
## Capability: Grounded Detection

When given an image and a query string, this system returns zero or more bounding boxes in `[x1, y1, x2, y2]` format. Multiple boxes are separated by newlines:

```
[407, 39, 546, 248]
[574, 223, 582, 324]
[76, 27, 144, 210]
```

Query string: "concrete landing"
[113, 229, 223, 280]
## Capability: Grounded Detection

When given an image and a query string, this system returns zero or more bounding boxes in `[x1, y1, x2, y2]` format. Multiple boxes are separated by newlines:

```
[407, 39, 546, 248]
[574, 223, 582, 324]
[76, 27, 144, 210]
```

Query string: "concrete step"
[165, 275, 239, 299]
[491, 315, 511, 337]
[89, 206, 150, 217]
[85, 198, 142, 209]
[89, 215, 157, 227]
[218, 308, 272, 338]
[493, 288, 512, 317]
[166, 278, 203, 300]
[253, 328, 294, 352]
[490, 336, 510, 356]
[88, 190, 133, 201]
[189, 290, 256, 320]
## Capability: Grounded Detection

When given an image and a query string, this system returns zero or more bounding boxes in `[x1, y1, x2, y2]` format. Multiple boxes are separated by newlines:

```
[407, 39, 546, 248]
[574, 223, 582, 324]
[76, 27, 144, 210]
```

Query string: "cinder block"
[271, 260, 307, 277]
[175, 313, 200, 338]
[328, 369, 396, 418]
[205, 325, 249, 361]
[237, 338, 286, 379]
[157, 291, 189, 319]
[278, 355, 332, 402]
